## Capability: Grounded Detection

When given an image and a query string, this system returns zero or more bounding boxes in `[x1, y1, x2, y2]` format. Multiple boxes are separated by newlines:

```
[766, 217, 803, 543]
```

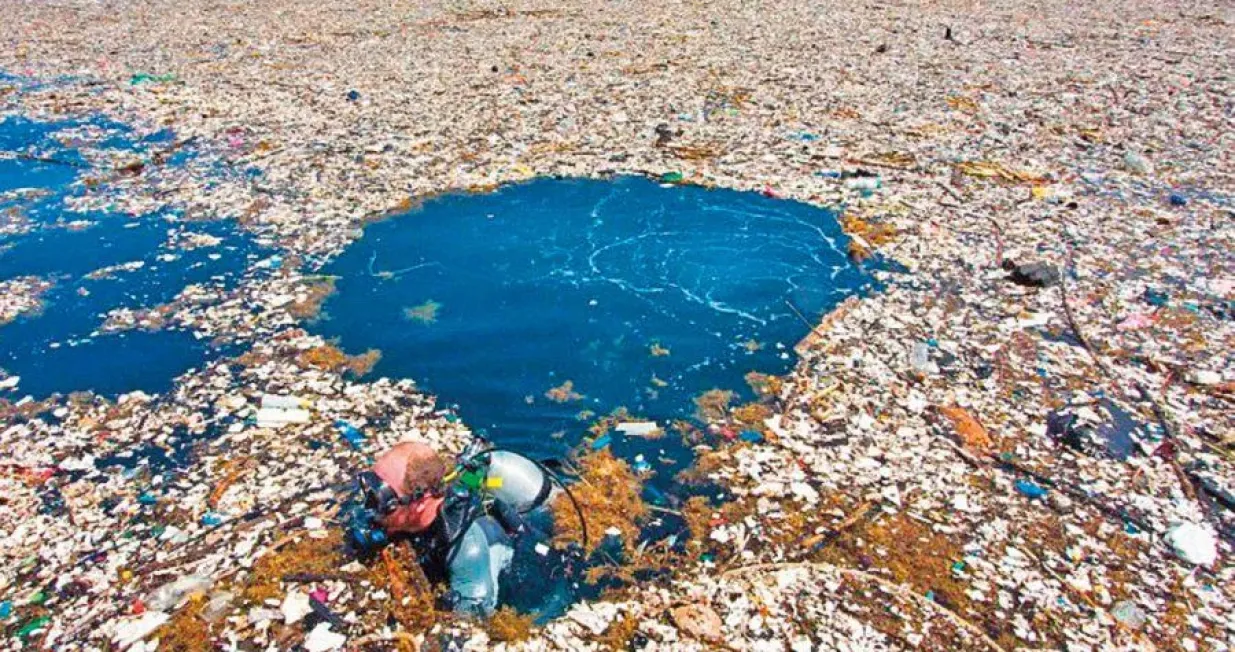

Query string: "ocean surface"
[0, 115, 262, 398]
[314, 175, 871, 485]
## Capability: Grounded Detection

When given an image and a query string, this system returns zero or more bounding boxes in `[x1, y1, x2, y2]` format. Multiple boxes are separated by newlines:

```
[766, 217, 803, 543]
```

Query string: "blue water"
[315, 177, 870, 467]
[0, 115, 262, 398]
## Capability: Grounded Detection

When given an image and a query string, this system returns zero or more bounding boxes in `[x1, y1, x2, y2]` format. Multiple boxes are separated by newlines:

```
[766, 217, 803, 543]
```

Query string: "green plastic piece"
[660, 171, 684, 183]
[16, 616, 49, 639]
[130, 72, 176, 85]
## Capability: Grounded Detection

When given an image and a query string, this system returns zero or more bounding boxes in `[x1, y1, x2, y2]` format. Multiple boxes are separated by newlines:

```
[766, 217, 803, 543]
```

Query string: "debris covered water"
[0, 115, 264, 398]
[2, 0, 1233, 648]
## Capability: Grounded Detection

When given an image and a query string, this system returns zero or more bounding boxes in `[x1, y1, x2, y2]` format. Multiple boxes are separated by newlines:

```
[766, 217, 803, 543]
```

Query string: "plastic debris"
[145, 575, 213, 612]
[16, 616, 50, 640]
[738, 430, 764, 443]
[303, 622, 347, 651]
[335, 420, 366, 448]
[261, 394, 308, 410]
[670, 604, 723, 643]
[1003, 260, 1061, 288]
[590, 433, 612, 450]
[1014, 479, 1048, 500]
[1111, 600, 1146, 629]
[111, 612, 169, 649]
[1165, 522, 1218, 566]
[616, 421, 660, 437]
[0, 0, 1232, 649]
[281, 590, 313, 625]
[937, 406, 993, 449]
[1123, 151, 1152, 174]
[255, 407, 311, 428]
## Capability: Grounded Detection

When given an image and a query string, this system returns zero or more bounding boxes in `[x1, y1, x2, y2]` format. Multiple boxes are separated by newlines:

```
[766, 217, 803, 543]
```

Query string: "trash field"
[1, 0, 1232, 649]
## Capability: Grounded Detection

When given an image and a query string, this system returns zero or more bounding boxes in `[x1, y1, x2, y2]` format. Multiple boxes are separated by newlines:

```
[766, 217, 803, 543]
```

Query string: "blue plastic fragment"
[1144, 288, 1169, 307]
[631, 455, 652, 473]
[346, 90, 360, 101]
[137, 492, 158, 506]
[201, 512, 225, 526]
[335, 420, 366, 449]
[1015, 479, 1048, 500]
[739, 430, 764, 443]
[0, 600, 12, 619]
[642, 483, 667, 505]
[590, 433, 611, 450]
[1168, 193, 1187, 206]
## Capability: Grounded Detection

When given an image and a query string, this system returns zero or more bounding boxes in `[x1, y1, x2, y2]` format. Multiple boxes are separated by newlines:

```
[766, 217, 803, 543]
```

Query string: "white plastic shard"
[616, 421, 660, 437]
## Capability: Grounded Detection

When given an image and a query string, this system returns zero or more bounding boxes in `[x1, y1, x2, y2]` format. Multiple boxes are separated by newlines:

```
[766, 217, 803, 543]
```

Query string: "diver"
[344, 438, 586, 617]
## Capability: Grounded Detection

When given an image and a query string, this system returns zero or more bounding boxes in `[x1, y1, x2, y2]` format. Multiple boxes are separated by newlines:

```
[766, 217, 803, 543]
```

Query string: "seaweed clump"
[287, 277, 337, 320]
[364, 543, 442, 641]
[841, 215, 897, 262]
[152, 594, 212, 652]
[241, 532, 343, 603]
[596, 613, 641, 649]
[693, 388, 735, 423]
[545, 379, 585, 403]
[744, 371, 783, 399]
[553, 448, 649, 554]
[403, 299, 442, 324]
[485, 606, 536, 643]
[297, 344, 383, 377]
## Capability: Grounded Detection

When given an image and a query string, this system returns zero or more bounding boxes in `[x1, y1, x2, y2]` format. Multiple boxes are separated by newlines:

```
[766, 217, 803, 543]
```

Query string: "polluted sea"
[2, 0, 1233, 649]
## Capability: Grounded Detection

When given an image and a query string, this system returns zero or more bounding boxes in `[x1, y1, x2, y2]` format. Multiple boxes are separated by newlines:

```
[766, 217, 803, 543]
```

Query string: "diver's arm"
[491, 498, 545, 540]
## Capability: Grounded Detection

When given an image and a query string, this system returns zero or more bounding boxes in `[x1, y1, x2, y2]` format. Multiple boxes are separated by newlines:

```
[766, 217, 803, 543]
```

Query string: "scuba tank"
[484, 450, 552, 512]
[443, 446, 560, 616]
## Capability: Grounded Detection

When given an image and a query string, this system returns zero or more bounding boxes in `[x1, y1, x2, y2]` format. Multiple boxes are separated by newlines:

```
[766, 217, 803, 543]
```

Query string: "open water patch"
[0, 114, 263, 398]
[315, 175, 872, 469]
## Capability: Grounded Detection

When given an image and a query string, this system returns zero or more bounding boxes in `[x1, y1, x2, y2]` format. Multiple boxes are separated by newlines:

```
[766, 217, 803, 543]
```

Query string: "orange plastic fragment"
[938, 406, 993, 449]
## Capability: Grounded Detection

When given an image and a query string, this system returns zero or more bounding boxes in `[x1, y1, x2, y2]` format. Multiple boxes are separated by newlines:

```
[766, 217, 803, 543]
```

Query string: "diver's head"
[371, 441, 448, 534]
